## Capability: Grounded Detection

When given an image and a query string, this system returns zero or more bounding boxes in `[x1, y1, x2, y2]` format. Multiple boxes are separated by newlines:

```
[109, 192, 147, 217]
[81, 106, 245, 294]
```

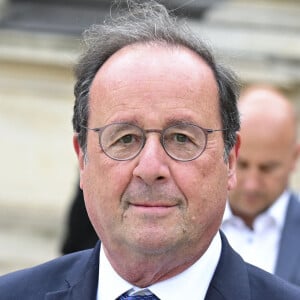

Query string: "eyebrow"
[109, 117, 200, 128]
[163, 117, 198, 127]
[259, 161, 281, 169]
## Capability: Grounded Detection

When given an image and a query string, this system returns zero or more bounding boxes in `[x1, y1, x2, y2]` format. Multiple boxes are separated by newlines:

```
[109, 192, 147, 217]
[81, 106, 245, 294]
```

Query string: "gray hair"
[73, 0, 240, 161]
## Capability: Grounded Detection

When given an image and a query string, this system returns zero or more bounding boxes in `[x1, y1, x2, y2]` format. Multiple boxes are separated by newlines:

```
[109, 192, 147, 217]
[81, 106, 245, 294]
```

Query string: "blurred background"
[0, 0, 299, 275]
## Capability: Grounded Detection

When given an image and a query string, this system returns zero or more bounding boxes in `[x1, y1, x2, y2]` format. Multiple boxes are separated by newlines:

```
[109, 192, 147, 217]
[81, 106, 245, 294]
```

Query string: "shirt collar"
[266, 190, 290, 229]
[223, 190, 291, 230]
[97, 232, 222, 300]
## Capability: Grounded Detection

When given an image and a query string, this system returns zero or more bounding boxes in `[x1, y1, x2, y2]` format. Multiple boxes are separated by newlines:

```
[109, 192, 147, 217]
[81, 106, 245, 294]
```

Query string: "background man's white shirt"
[222, 191, 289, 273]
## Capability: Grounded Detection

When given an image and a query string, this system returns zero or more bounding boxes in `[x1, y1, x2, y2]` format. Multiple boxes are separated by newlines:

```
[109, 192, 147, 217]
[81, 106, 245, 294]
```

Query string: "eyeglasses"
[81, 122, 226, 162]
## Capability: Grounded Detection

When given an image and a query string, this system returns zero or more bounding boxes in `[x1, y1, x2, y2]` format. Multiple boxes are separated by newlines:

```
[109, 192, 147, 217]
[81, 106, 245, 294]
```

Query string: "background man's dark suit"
[1, 233, 299, 300]
[275, 193, 300, 285]
[61, 184, 98, 254]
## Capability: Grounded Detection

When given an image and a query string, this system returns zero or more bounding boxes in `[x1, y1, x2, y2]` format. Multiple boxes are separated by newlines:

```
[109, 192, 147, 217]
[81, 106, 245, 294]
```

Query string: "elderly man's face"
[75, 44, 238, 270]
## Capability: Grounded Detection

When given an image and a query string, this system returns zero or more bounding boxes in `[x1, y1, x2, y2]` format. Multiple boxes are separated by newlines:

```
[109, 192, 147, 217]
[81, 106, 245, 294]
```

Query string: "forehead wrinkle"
[101, 105, 216, 129]
[100, 87, 205, 119]
[107, 77, 198, 99]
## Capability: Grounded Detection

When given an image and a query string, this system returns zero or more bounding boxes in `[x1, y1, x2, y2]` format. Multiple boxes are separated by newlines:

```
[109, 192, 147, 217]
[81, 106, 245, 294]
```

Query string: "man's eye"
[237, 160, 248, 170]
[120, 134, 134, 144]
[260, 164, 278, 173]
[174, 133, 189, 143]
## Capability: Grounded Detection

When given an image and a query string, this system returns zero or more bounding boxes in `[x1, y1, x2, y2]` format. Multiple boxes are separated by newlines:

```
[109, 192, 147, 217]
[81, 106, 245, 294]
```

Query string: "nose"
[242, 169, 262, 192]
[132, 135, 171, 186]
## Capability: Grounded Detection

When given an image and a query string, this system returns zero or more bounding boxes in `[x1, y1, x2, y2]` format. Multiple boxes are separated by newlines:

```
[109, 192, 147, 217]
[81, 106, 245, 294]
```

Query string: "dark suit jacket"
[0, 233, 299, 300]
[275, 193, 300, 285]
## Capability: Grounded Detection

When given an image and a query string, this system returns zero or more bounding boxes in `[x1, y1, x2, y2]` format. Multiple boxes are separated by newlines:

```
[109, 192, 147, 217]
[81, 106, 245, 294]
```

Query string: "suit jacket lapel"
[205, 232, 251, 300]
[44, 233, 257, 299]
[275, 193, 300, 281]
[45, 242, 100, 300]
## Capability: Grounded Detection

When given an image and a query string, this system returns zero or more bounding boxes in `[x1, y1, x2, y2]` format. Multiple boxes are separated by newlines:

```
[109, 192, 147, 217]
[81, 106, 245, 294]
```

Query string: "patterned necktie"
[118, 291, 160, 300]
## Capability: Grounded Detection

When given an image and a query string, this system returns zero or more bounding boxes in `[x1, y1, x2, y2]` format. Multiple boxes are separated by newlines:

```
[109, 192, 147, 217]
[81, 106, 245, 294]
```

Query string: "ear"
[290, 142, 300, 171]
[73, 134, 85, 188]
[227, 132, 241, 191]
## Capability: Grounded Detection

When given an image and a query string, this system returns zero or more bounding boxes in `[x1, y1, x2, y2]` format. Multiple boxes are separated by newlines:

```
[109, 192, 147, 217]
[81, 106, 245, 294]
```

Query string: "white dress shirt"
[97, 232, 222, 300]
[221, 190, 290, 273]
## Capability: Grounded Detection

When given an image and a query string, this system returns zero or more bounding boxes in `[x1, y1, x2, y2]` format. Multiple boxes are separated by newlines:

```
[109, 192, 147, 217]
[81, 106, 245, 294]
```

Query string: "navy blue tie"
[118, 291, 160, 300]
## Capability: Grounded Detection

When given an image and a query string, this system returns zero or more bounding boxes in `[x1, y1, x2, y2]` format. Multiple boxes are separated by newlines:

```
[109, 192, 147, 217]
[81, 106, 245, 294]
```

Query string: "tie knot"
[118, 290, 160, 300]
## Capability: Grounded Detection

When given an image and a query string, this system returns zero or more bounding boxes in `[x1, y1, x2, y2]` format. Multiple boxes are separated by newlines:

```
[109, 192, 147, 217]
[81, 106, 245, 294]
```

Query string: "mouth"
[133, 202, 176, 207]
[128, 202, 178, 216]
[243, 193, 262, 202]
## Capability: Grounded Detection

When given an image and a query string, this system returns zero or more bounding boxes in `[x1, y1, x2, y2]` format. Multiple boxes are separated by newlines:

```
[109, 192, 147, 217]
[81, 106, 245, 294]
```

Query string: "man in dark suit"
[0, 1, 299, 299]
[222, 86, 300, 285]
[61, 182, 98, 254]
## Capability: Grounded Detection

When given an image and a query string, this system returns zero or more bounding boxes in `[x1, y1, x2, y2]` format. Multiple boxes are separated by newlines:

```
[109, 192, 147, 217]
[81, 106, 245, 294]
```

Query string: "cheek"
[83, 150, 131, 195]
[265, 173, 287, 195]
[80, 157, 132, 230]
[187, 157, 229, 195]
[176, 159, 228, 222]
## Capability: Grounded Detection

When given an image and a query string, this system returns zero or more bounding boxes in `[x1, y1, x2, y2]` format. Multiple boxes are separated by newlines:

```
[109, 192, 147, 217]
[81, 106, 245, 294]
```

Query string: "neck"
[102, 238, 212, 287]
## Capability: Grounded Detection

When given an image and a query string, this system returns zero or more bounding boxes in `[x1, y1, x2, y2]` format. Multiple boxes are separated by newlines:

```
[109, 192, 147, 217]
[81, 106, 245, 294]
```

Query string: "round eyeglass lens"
[163, 124, 206, 160]
[100, 123, 144, 160]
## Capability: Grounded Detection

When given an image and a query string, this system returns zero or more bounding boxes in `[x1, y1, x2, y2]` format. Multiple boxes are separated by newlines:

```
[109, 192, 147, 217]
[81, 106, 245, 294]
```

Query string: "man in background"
[222, 85, 300, 285]
[61, 182, 98, 254]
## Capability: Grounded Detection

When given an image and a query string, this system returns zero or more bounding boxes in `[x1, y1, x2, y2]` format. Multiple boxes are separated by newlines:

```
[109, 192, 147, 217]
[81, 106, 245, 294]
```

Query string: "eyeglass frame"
[80, 122, 227, 162]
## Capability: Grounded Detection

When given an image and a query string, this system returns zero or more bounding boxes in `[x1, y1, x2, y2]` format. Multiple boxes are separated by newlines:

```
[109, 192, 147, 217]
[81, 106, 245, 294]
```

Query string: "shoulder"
[214, 232, 300, 299]
[0, 248, 95, 298]
[246, 263, 300, 298]
[288, 192, 300, 208]
[284, 192, 300, 222]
